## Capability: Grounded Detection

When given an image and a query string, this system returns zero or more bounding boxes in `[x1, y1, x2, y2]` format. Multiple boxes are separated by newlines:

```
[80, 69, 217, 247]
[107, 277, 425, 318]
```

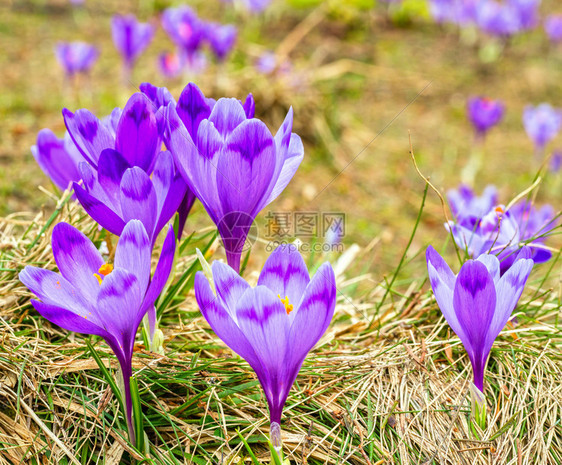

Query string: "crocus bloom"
[19, 220, 176, 445]
[544, 15, 562, 43]
[447, 184, 498, 226]
[476, 2, 521, 37]
[508, 0, 540, 31]
[426, 246, 533, 402]
[447, 200, 557, 273]
[63, 93, 160, 172]
[74, 150, 187, 245]
[467, 97, 505, 137]
[161, 6, 205, 55]
[165, 83, 304, 271]
[111, 14, 155, 71]
[55, 42, 99, 76]
[195, 244, 336, 449]
[523, 104, 562, 151]
[158, 51, 184, 78]
[205, 23, 237, 62]
[31, 129, 85, 191]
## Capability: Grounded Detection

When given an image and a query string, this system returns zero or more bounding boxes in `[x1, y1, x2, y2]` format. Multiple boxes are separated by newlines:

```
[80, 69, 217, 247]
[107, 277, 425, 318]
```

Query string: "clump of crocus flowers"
[447, 184, 557, 273]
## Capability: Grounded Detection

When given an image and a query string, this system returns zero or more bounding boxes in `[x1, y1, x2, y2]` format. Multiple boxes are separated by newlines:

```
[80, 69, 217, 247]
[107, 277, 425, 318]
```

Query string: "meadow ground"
[0, 0, 561, 463]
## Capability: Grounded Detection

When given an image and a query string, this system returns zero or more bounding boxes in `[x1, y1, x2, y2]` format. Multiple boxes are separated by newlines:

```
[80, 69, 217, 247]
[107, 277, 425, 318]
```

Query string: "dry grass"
[1, 199, 561, 465]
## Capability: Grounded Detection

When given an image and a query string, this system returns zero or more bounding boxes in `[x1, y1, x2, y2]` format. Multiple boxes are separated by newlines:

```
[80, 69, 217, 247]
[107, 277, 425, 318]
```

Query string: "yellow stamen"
[495, 206, 504, 214]
[98, 263, 113, 276]
[278, 294, 293, 315]
[94, 263, 113, 285]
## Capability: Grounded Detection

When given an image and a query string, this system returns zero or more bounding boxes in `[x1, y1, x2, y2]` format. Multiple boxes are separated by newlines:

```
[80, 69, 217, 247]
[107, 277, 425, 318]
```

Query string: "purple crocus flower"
[158, 51, 184, 78]
[476, 1, 521, 37]
[544, 15, 562, 43]
[447, 184, 498, 226]
[19, 220, 176, 445]
[165, 83, 304, 271]
[508, 0, 540, 31]
[73, 150, 187, 245]
[426, 246, 533, 423]
[111, 14, 155, 71]
[205, 22, 237, 62]
[55, 42, 99, 76]
[467, 97, 505, 137]
[63, 93, 160, 172]
[31, 129, 85, 192]
[195, 244, 336, 450]
[523, 104, 562, 151]
[161, 6, 205, 56]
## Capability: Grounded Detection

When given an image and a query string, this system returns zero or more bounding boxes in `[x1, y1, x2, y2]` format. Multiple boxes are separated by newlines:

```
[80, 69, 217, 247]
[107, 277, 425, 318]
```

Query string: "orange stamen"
[278, 294, 293, 315]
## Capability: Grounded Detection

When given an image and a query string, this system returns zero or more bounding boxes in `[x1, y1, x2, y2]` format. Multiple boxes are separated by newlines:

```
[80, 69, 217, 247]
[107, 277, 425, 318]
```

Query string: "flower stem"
[269, 422, 283, 463]
[469, 382, 487, 431]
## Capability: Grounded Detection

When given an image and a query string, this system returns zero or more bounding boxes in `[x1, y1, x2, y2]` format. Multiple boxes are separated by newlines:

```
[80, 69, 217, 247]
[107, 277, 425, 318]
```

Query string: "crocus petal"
[32, 129, 82, 191]
[151, 151, 188, 239]
[243, 94, 255, 118]
[73, 182, 127, 235]
[426, 246, 468, 341]
[488, 256, 533, 349]
[63, 108, 114, 167]
[165, 105, 221, 221]
[453, 260, 497, 391]
[51, 222, 104, 303]
[265, 133, 304, 206]
[288, 262, 335, 366]
[141, 225, 176, 313]
[119, 167, 158, 240]
[211, 260, 250, 320]
[114, 220, 151, 295]
[97, 149, 131, 201]
[194, 271, 259, 366]
[115, 93, 159, 172]
[476, 253, 501, 284]
[235, 285, 290, 423]
[30, 300, 110, 338]
[96, 268, 142, 351]
[176, 83, 213, 139]
[257, 243, 310, 309]
[217, 119, 276, 217]
[208, 98, 247, 139]
[19, 267, 95, 318]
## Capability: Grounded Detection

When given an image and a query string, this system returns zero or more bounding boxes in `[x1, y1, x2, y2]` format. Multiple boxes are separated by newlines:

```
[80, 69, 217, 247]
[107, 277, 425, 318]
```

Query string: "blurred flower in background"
[544, 15, 562, 43]
[111, 14, 155, 77]
[158, 51, 185, 78]
[162, 6, 206, 57]
[523, 103, 562, 153]
[205, 22, 237, 62]
[467, 96, 505, 138]
[55, 41, 99, 77]
[448, 184, 498, 225]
